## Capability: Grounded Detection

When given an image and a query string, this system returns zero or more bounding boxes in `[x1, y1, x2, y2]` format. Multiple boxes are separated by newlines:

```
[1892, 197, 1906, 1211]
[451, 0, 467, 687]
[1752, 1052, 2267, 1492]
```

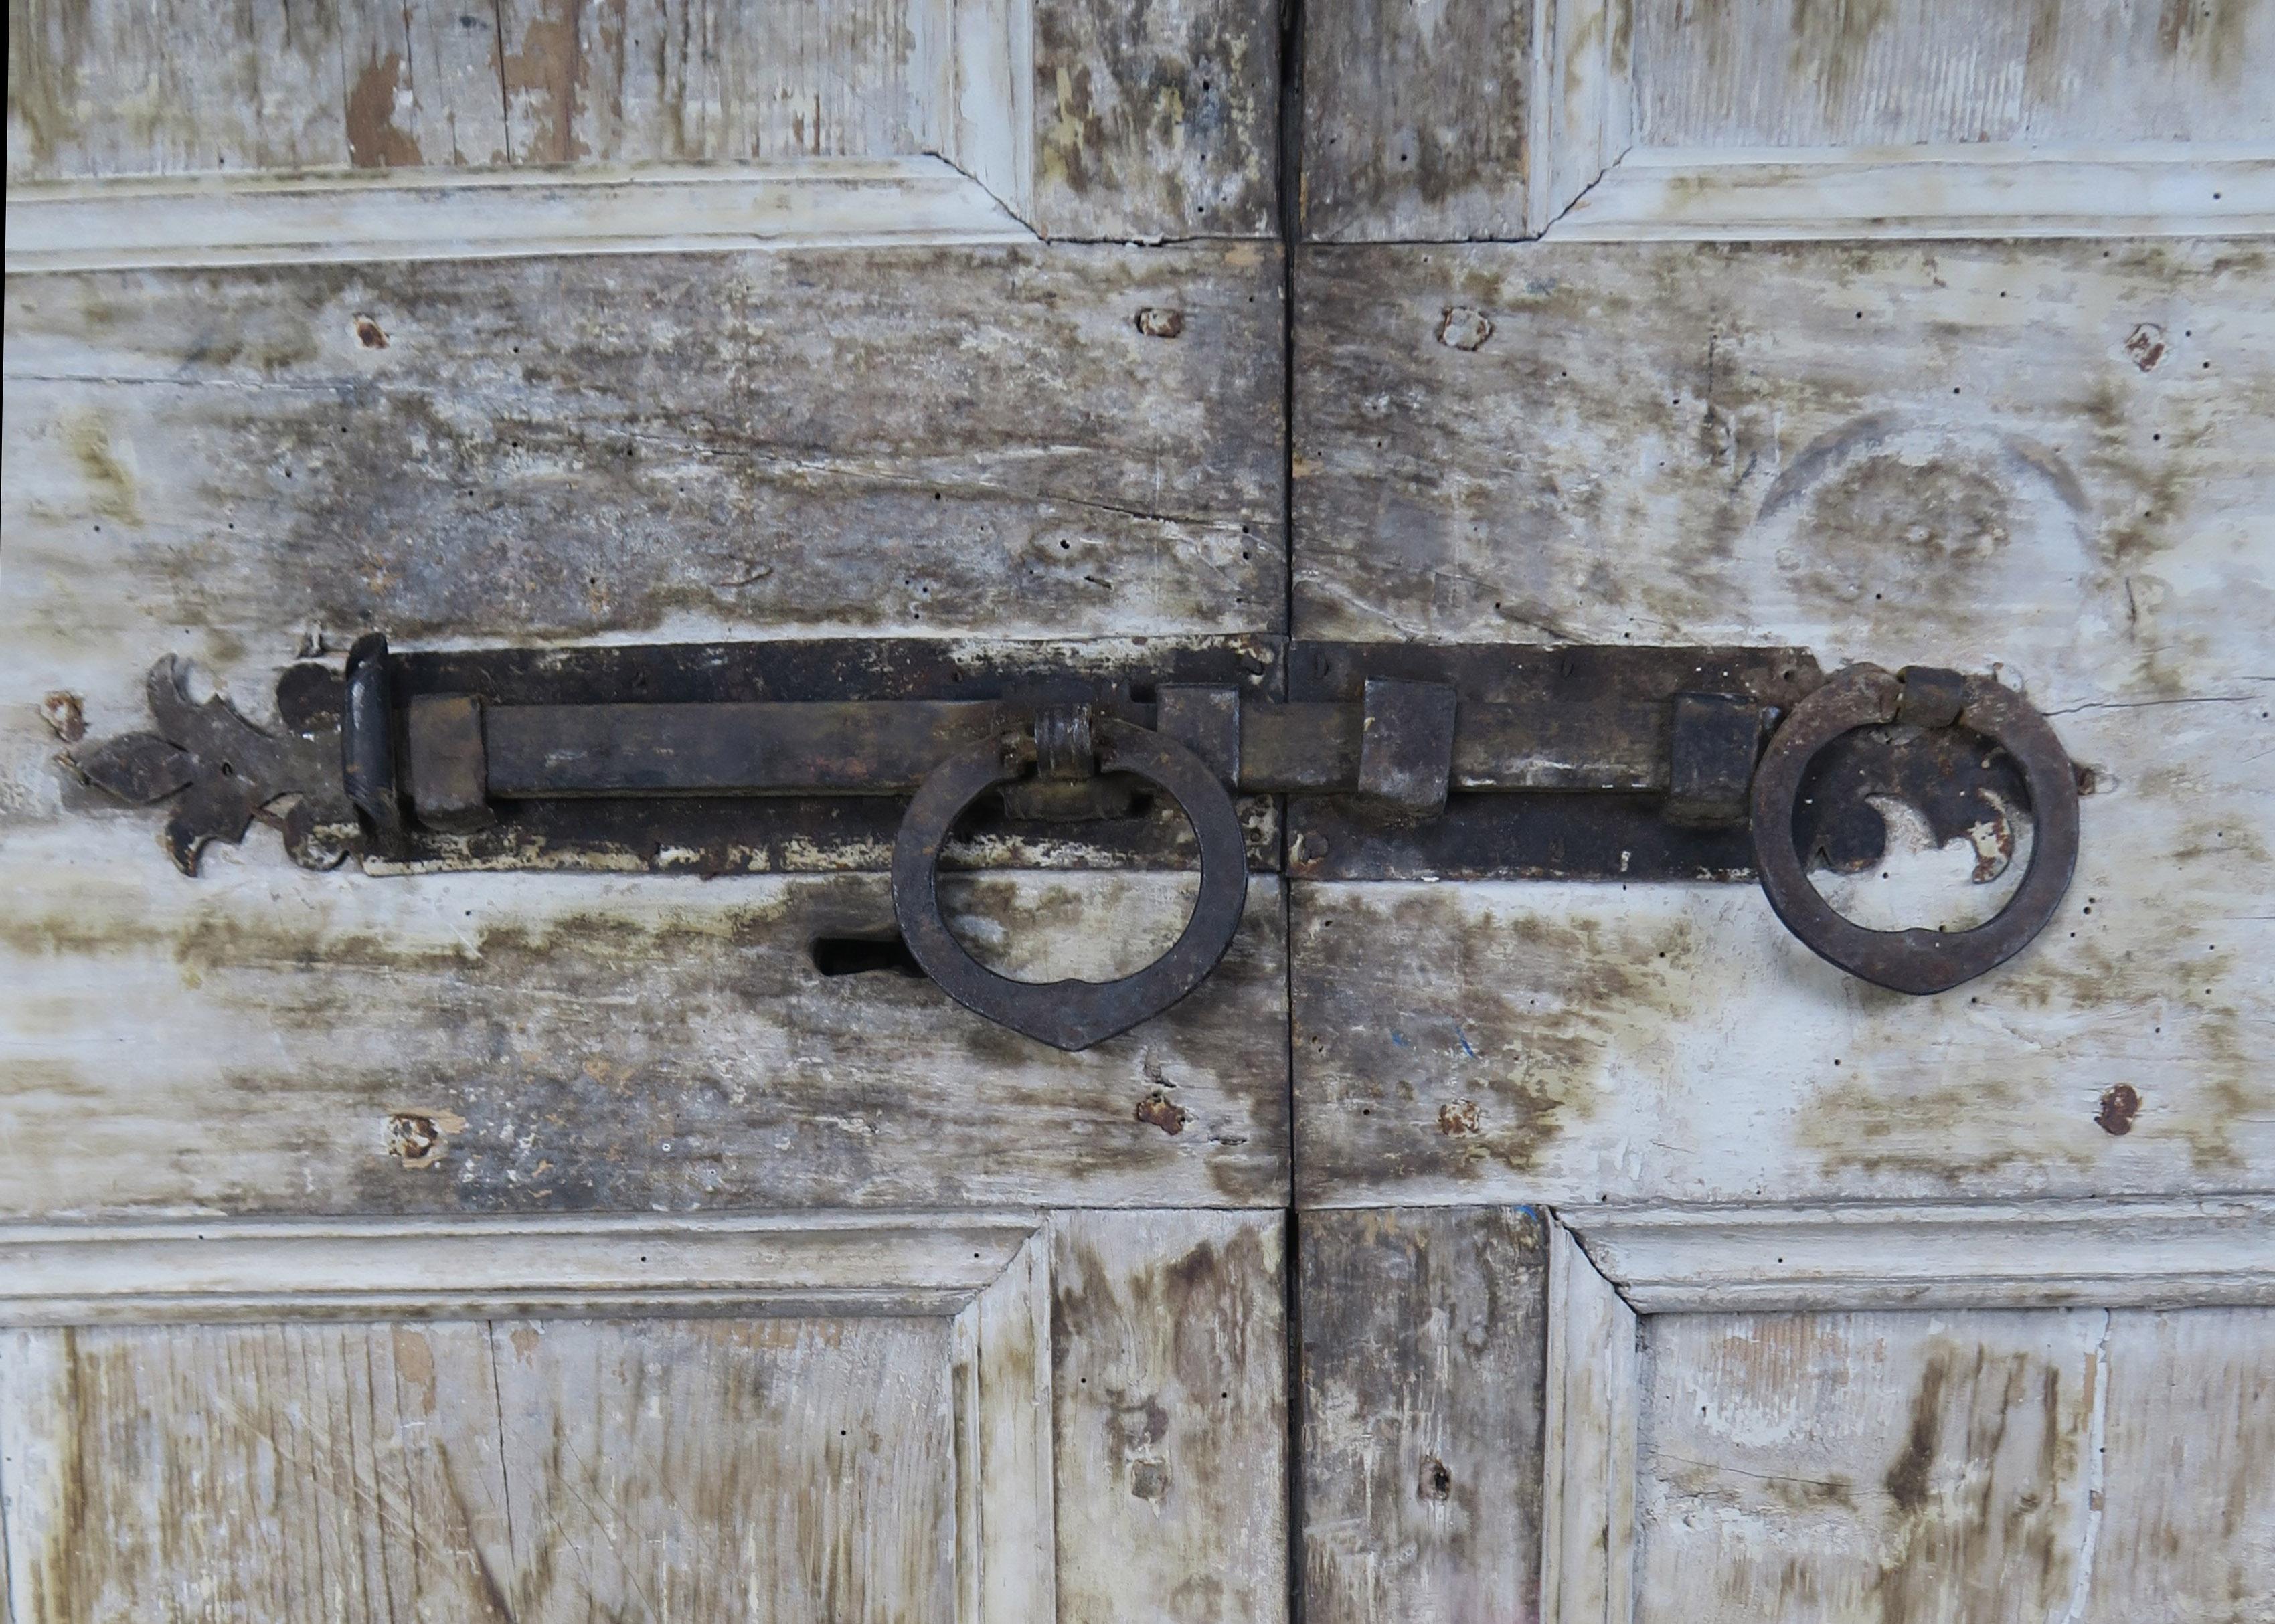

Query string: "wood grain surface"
[1300, 1206, 1549, 1623]
[5, 243, 1282, 652]
[1051, 1208, 1290, 1624]
[7, 0, 1281, 240]
[1, 850, 1289, 1215]
[1630, 0, 2275, 150]
[0, 1314, 960, 1622]
[1292, 234, 2272, 1208]
[1632, 1303, 2275, 1624]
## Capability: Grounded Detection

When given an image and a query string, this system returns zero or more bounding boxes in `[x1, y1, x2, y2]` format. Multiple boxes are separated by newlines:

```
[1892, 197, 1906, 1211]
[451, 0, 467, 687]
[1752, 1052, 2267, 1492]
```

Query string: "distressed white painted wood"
[0, 1210, 1280, 1619]
[487, 0, 924, 167]
[9, 0, 945, 182]
[0, 1213, 1060, 1621]
[916, 0, 1037, 221]
[1310, 1206, 2275, 1621]
[1295, 238, 2275, 679]
[0, 1212, 1039, 1323]
[1294, 232, 2274, 1209]
[5, 0, 1275, 240]
[1, 4, 1274, 1621]
[0, 819, 1289, 1216]
[1310, 0, 2275, 239]
[1546, 144, 2275, 241]
[954, 1228, 1058, 1623]
[1574, 1198, 2275, 1312]
[1628, 0, 2275, 152]
[0, 226, 1290, 1219]
[2087, 1307, 2275, 1620]
[1052, 1209, 1290, 1624]
[3, 245, 1284, 652]
[0, 1318, 528, 1621]
[487, 1314, 967, 1621]
[1300, 1207, 1550, 1623]
[1296, 696, 2271, 1206]
[1539, 1221, 1640, 1624]
[0, 1315, 977, 1621]
[1023, 0, 1281, 240]
[1297, 0, 1529, 240]
[5, 159, 1034, 274]
[1632, 1307, 2112, 1624]
[1527, 0, 1630, 236]
[1603, 0, 2275, 243]
[1536, 1206, 2275, 1623]
[1625, 1306, 2275, 1621]
[1297, 8, 2274, 1622]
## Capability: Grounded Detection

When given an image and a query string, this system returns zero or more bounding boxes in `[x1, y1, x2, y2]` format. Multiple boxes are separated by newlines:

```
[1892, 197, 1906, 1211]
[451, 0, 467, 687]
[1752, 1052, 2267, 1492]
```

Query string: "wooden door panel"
[6, 0, 1281, 242]
[1290, 836, 2261, 1209]
[1626, 0, 2275, 150]
[1290, 236, 2272, 1208]
[1295, 236, 2270, 661]
[1632, 1305, 2275, 1624]
[0, 1208, 1287, 1623]
[1290, 3, 2272, 1620]
[1298, 1207, 1550, 1624]
[3, 242, 1284, 650]
[1298, 1205, 2275, 1623]
[3, 2, 1296, 1619]
[1049, 1210, 1292, 1623]
[3, 1315, 963, 1623]
[1300, 0, 2275, 242]
[3, 89, 1291, 1221]
[1638, 1306, 2104, 1624]
[2, 851, 1288, 1216]
[5, 5, 1292, 1614]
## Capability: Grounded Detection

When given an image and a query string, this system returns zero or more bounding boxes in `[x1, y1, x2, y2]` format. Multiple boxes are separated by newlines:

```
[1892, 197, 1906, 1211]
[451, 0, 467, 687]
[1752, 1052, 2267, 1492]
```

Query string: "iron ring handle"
[1750, 664, 2080, 994]
[890, 717, 1250, 1051]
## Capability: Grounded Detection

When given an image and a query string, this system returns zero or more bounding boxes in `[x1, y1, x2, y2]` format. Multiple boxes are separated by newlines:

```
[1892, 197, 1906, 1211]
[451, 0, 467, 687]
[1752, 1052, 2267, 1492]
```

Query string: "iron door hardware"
[70, 635, 2083, 1049]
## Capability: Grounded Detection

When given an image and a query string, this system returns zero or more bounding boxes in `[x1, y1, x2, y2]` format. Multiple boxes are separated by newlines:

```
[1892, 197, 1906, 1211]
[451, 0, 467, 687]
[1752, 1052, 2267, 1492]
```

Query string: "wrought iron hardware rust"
[69, 636, 2082, 1050]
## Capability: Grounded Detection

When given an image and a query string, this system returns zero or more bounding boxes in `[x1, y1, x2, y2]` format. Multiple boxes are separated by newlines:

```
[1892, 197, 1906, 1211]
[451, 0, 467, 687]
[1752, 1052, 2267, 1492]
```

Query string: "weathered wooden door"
[3, 3, 1289, 1618]
[9, 1, 2274, 1621]
[1291, 3, 2273, 1621]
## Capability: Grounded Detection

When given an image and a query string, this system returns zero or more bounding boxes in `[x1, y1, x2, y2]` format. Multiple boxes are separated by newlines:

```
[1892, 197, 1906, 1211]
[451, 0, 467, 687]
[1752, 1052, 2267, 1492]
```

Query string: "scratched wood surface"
[1298, 1206, 1549, 1624]
[1, 826, 1288, 1214]
[1632, 1305, 2275, 1624]
[1296, 0, 1537, 240]
[0, 1314, 959, 1623]
[6, 0, 1279, 239]
[2084, 1307, 2275, 1621]
[1294, 237, 2271, 683]
[1026, 0, 1281, 240]
[1292, 234, 2274, 1208]
[0, 237, 1292, 1216]
[488, 0, 920, 167]
[1297, 0, 2274, 242]
[1051, 1209, 1289, 1623]
[9, 0, 501, 180]
[5, 244, 1283, 652]
[7, 0, 922, 176]
[1630, 0, 2275, 151]
[0, 1208, 1289, 1621]
[489, 1316, 960, 1620]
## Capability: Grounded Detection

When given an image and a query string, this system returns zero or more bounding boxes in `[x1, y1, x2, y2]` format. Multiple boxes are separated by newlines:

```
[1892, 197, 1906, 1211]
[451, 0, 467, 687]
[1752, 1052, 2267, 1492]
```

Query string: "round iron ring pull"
[1750, 664, 2081, 995]
[891, 717, 1250, 1051]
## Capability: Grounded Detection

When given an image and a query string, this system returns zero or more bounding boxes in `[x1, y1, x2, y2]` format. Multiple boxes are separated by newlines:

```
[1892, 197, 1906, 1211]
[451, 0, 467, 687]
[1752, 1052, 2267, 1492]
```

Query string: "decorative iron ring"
[891, 717, 1250, 1050]
[1750, 664, 2080, 994]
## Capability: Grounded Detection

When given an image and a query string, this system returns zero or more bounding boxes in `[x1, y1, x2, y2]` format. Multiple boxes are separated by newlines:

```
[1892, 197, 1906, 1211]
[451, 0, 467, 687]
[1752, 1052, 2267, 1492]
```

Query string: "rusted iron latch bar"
[383, 674, 1763, 816]
[71, 635, 2082, 1050]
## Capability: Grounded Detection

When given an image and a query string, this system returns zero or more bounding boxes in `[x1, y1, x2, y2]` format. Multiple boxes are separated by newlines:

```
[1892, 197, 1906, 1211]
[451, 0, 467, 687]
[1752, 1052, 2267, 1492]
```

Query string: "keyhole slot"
[811, 935, 924, 978]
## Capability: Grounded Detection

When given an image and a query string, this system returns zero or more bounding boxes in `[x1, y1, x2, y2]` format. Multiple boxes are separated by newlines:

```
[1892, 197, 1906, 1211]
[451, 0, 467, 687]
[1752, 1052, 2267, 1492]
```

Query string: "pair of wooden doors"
[3, 1, 2271, 1618]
